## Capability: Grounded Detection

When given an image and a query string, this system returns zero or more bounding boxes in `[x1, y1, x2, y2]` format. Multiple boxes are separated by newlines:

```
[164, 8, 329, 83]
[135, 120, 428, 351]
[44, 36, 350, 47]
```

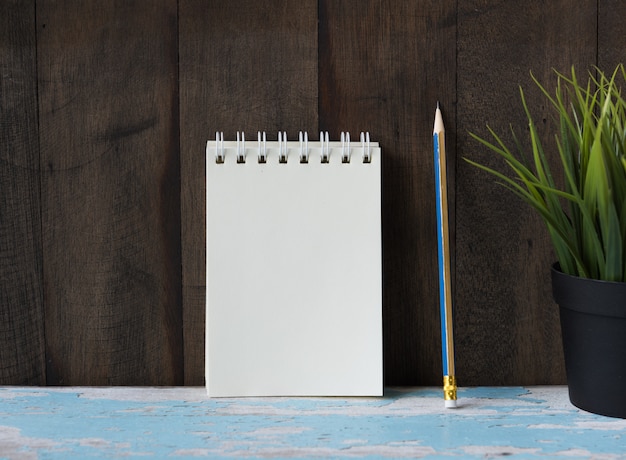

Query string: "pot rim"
[552, 263, 626, 318]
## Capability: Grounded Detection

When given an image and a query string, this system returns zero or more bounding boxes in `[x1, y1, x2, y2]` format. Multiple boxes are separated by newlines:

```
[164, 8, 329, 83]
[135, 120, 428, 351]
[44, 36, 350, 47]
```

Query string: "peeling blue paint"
[0, 387, 625, 459]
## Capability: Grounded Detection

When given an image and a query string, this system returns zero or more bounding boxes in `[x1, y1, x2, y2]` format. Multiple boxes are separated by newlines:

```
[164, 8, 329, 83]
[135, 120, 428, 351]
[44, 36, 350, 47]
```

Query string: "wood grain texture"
[2, 2, 624, 386]
[0, 1, 46, 384]
[319, 0, 456, 385]
[37, 0, 183, 385]
[455, 0, 597, 385]
[179, 0, 318, 385]
[598, 0, 626, 71]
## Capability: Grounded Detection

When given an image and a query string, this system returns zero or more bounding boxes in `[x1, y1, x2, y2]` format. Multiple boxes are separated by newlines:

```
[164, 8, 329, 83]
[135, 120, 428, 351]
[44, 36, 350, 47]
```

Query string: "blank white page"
[205, 136, 382, 397]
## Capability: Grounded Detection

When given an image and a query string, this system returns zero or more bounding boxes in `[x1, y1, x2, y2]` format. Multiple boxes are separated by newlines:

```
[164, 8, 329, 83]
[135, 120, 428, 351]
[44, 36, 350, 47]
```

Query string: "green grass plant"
[467, 64, 626, 282]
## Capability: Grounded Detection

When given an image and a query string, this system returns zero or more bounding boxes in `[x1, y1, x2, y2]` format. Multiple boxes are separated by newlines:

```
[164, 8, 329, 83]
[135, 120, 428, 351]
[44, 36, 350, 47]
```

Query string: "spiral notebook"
[205, 131, 382, 397]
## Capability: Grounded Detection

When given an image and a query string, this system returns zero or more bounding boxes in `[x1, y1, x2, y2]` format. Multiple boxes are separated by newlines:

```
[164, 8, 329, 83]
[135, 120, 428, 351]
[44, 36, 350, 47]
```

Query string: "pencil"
[433, 102, 457, 408]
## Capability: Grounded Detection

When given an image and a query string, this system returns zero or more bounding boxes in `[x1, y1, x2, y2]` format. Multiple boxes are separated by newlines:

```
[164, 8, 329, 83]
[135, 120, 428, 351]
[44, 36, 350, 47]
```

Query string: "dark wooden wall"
[1, 0, 624, 386]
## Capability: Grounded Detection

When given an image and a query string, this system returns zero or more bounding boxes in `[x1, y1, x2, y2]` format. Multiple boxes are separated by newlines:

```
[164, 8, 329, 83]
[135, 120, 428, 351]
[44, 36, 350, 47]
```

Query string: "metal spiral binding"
[299, 131, 309, 163]
[211, 131, 374, 164]
[257, 131, 266, 163]
[215, 131, 224, 163]
[278, 131, 287, 164]
[236, 131, 245, 163]
[320, 131, 330, 163]
[341, 132, 351, 163]
[361, 131, 371, 163]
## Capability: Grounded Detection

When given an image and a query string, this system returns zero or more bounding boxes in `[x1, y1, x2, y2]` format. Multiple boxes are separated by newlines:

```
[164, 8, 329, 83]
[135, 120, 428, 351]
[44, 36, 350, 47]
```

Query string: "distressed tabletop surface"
[1, 386, 625, 459]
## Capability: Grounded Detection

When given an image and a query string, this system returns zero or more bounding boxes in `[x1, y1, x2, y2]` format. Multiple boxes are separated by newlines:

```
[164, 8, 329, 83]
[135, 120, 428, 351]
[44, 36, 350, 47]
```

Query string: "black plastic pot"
[552, 264, 626, 418]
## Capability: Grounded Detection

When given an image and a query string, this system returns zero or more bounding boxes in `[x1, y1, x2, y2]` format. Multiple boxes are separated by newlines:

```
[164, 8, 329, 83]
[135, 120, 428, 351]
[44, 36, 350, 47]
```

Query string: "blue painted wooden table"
[1, 386, 625, 459]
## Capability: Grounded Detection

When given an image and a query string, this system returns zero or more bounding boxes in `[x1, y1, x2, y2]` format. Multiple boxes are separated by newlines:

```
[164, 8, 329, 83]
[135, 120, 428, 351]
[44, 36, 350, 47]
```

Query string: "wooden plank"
[0, 1, 46, 384]
[319, 0, 457, 385]
[37, 0, 183, 385]
[456, 1, 597, 385]
[179, 0, 318, 384]
[598, 1, 626, 71]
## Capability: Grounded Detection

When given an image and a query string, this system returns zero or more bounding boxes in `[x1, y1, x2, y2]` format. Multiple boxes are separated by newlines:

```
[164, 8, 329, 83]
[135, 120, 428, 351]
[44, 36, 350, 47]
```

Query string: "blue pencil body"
[434, 104, 457, 407]
[433, 132, 450, 375]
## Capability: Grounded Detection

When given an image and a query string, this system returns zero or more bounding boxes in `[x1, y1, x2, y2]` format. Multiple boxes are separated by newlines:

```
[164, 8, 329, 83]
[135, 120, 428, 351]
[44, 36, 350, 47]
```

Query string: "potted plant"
[466, 64, 626, 418]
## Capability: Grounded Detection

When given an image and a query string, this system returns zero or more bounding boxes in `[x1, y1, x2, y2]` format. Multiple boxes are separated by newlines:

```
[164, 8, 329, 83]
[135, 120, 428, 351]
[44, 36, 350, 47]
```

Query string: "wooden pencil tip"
[437, 101, 440, 109]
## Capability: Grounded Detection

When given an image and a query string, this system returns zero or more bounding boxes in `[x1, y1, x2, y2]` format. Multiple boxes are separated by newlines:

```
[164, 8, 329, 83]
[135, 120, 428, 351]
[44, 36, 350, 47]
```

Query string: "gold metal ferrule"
[443, 375, 457, 400]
